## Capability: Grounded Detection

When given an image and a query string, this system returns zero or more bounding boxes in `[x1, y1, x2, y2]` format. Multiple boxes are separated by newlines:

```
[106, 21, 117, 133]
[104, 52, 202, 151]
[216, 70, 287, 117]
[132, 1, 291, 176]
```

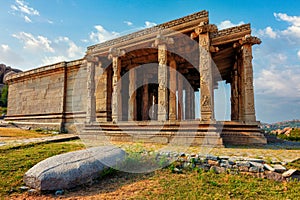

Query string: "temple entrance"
[136, 84, 158, 121]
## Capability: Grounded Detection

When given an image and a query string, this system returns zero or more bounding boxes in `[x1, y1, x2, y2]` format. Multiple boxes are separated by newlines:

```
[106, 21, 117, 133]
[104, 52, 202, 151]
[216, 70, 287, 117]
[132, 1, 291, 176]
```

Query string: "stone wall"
[5, 60, 86, 132]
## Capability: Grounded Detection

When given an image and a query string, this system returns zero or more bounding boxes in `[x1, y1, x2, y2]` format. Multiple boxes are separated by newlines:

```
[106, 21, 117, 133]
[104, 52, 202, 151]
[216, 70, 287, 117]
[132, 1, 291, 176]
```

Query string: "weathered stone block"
[24, 145, 125, 191]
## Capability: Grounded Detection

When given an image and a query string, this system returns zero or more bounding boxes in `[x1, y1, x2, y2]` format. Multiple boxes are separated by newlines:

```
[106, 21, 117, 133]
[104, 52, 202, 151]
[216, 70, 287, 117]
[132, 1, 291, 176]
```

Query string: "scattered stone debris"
[155, 151, 299, 182]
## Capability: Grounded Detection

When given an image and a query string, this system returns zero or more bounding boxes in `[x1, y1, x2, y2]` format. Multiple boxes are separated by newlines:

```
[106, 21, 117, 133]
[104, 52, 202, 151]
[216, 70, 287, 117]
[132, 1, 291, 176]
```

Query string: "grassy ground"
[0, 127, 52, 141]
[0, 127, 299, 199]
[0, 140, 85, 196]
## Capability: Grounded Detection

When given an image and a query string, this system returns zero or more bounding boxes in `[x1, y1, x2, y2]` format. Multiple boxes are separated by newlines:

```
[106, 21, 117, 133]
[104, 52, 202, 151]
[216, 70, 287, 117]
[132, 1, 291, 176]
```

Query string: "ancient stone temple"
[5, 10, 267, 145]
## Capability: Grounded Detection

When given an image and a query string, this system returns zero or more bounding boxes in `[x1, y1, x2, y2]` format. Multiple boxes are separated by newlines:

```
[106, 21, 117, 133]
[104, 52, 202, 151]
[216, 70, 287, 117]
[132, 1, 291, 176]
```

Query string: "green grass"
[0, 140, 85, 196]
[132, 169, 300, 200]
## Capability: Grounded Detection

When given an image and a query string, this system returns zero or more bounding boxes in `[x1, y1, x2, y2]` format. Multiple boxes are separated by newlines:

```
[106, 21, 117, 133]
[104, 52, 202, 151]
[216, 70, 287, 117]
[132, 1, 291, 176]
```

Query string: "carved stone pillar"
[128, 68, 136, 121]
[185, 84, 192, 120]
[86, 55, 97, 123]
[142, 74, 149, 120]
[196, 23, 217, 122]
[231, 62, 239, 121]
[177, 73, 183, 120]
[109, 47, 125, 123]
[169, 59, 177, 121]
[153, 34, 174, 121]
[239, 35, 261, 122]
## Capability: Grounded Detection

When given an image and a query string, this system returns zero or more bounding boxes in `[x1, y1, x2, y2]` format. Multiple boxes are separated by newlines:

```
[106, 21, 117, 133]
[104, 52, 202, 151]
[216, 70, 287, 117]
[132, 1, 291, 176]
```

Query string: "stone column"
[128, 68, 136, 121]
[197, 23, 217, 122]
[86, 55, 97, 123]
[231, 62, 239, 121]
[169, 59, 177, 121]
[108, 47, 125, 123]
[142, 74, 149, 120]
[153, 34, 174, 121]
[177, 73, 183, 120]
[185, 84, 192, 120]
[240, 35, 261, 122]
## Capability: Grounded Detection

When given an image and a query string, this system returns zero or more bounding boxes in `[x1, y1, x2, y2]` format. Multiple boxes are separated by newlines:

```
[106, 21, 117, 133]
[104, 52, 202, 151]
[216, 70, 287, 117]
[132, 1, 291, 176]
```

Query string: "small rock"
[250, 162, 264, 169]
[236, 161, 251, 167]
[272, 164, 287, 173]
[208, 160, 220, 166]
[172, 167, 183, 174]
[264, 164, 275, 172]
[246, 158, 265, 164]
[282, 169, 298, 178]
[206, 155, 218, 161]
[210, 166, 226, 174]
[28, 189, 38, 194]
[249, 166, 263, 173]
[19, 186, 29, 191]
[219, 156, 230, 160]
[55, 189, 64, 196]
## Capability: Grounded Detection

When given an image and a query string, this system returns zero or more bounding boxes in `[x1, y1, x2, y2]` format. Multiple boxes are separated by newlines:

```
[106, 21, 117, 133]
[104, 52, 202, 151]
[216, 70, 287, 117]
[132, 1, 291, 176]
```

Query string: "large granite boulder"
[24, 145, 126, 191]
[0, 64, 22, 84]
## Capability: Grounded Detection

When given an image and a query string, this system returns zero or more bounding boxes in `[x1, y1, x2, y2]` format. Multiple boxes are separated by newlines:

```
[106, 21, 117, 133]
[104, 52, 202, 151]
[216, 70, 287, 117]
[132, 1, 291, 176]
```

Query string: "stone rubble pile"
[155, 152, 300, 182]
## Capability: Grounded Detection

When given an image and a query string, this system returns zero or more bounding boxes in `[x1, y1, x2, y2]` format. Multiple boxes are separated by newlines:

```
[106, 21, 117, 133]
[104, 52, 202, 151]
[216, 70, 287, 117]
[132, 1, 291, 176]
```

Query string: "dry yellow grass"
[0, 127, 49, 141]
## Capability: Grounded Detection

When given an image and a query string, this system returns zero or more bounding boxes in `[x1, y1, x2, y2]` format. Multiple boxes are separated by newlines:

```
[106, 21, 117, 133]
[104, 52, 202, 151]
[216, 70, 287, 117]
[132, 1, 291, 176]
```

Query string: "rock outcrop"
[24, 145, 126, 191]
[0, 64, 22, 91]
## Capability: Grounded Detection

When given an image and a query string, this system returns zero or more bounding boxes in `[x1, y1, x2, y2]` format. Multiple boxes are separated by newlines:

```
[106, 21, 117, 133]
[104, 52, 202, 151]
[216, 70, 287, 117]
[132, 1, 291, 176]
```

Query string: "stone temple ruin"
[5, 10, 267, 146]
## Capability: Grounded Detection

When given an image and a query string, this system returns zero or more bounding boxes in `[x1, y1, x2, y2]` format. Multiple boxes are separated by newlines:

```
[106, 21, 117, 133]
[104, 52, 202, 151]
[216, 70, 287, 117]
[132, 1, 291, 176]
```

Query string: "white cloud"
[41, 36, 84, 66]
[12, 32, 54, 53]
[258, 26, 277, 39]
[0, 44, 23, 65]
[255, 68, 300, 98]
[24, 15, 32, 23]
[12, 0, 39, 16]
[41, 56, 68, 66]
[144, 21, 157, 28]
[124, 21, 133, 26]
[298, 50, 300, 59]
[89, 25, 120, 43]
[274, 13, 300, 39]
[55, 37, 84, 58]
[217, 20, 245, 30]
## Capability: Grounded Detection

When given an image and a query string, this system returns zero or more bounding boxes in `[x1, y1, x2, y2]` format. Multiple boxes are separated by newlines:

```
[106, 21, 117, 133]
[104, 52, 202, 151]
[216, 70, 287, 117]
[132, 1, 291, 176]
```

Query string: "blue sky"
[0, 0, 299, 123]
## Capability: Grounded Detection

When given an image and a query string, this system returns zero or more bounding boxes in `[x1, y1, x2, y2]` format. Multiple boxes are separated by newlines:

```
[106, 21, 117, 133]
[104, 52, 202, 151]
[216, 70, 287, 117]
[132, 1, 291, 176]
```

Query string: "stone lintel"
[152, 34, 174, 47]
[108, 47, 126, 59]
[239, 35, 262, 46]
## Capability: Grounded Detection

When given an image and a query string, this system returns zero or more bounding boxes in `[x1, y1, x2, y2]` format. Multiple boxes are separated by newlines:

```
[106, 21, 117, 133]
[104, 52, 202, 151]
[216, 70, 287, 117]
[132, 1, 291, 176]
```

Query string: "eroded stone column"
[185, 84, 192, 120]
[177, 73, 183, 120]
[142, 74, 149, 120]
[153, 34, 174, 121]
[240, 35, 261, 122]
[128, 68, 136, 121]
[109, 47, 125, 123]
[86, 55, 97, 123]
[169, 59, 177, 121]
[197, 23, 217, 122]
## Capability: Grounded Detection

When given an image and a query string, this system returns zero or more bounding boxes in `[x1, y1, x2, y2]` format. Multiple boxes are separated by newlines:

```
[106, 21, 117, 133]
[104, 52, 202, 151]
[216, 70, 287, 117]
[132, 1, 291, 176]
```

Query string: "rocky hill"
[261, 120, 300, 131]
[0, 64, 22, 92]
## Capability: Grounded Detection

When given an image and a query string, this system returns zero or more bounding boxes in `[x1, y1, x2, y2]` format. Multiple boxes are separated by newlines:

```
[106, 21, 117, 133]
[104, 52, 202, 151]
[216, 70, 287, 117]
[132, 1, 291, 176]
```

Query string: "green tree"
[1, 85, 8, 107]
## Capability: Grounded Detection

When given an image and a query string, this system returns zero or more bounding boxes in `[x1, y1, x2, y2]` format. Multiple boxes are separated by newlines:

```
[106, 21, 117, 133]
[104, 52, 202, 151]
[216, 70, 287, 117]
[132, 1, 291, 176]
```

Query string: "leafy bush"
[0, 85, 8, 107]
[277, 129, 300, 142]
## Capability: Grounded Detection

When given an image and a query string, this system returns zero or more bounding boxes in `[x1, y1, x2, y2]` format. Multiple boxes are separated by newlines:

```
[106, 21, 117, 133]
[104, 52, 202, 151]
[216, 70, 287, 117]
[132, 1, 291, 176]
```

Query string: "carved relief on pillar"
[197, 24, 216, 122]
[108, 47, 126, 123]
[169, 59, 177, 121]
[153, 34, 174, 121]
[237, 35, 261, 122]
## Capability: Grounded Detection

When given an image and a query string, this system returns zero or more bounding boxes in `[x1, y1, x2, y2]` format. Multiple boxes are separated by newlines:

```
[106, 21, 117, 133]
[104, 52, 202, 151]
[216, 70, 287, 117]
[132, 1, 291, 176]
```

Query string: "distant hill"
[261, 120, 300, 131]
[0, 63, 22, 92]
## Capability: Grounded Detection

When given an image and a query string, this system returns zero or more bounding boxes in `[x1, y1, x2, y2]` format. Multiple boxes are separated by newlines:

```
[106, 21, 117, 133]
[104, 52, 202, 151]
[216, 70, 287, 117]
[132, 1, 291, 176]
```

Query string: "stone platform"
[82, 121, 267, 146]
